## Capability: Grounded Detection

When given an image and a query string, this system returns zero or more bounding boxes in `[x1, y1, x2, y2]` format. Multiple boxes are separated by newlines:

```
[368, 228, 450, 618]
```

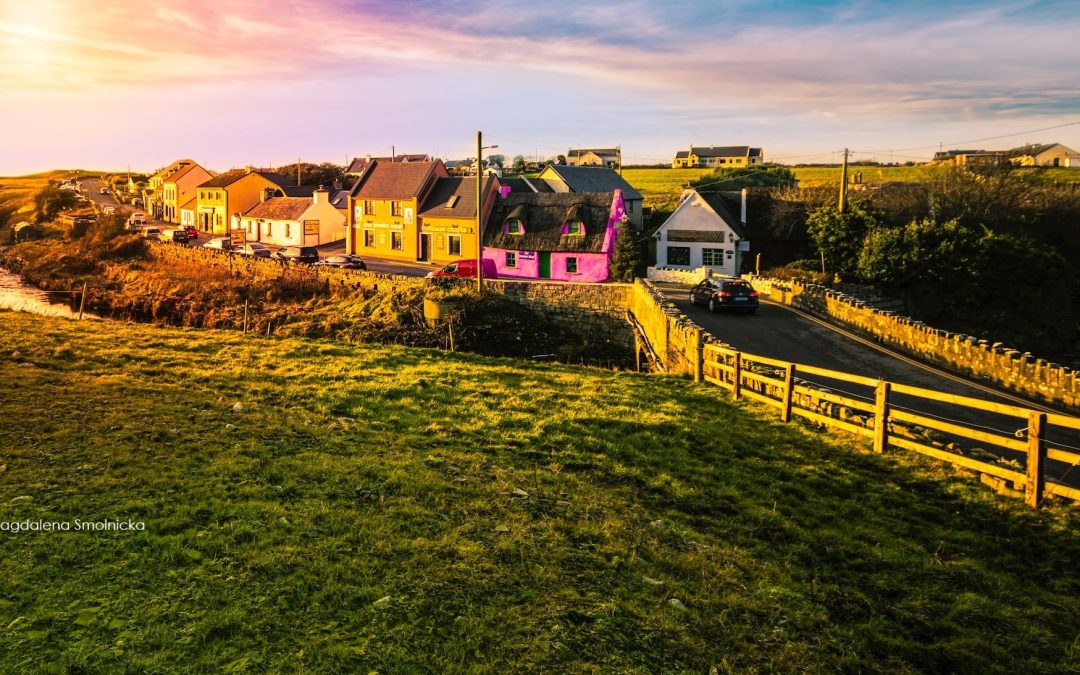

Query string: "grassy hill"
[1, 312, 1079, 672]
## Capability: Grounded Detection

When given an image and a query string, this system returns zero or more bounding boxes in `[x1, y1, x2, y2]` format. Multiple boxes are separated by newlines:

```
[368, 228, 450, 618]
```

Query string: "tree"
[608, 221, 640, 282]
[33, 182, 80, 223]
[806, 202, 883, 276]
[274, 162, 344, 187]
[689, 164, 797, 191]
[512, 155, 526, 174]
[487, 154, 505, 169]
[556, 155, 567, 165]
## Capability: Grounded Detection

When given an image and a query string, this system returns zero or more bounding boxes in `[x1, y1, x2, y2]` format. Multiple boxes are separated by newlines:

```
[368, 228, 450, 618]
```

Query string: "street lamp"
[476, 131, 498, 292]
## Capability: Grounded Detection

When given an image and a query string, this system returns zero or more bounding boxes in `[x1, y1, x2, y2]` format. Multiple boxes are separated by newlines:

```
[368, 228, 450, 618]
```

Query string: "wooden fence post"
[77, 282, 87, 320]
[693, 330, 704, 383]
[1025, 411, 1047, 508]
[781, 364, 796, 422]
[733, 352, 742, 401]
[243, 299, 249, 335]
[873, 380, 891, 454]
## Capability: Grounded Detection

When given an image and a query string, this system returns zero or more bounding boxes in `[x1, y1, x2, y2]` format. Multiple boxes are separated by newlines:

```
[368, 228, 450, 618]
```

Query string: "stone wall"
[485, 279, 634, 350]
[647, 266, 712, 285]
[763, 277, 1080, 411]
[628, 279, 731, 376]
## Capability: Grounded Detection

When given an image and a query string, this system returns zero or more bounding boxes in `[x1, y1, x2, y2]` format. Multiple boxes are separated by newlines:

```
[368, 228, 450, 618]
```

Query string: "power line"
[852, 120, 1080, 155]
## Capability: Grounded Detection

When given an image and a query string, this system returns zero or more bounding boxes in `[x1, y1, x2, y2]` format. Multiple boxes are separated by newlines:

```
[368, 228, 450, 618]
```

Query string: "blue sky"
[0, 0, 1077, 173]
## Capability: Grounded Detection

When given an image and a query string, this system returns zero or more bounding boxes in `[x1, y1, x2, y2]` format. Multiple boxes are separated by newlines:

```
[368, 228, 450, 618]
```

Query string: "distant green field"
[622, 165, 1080, 208]
[2, 312, 1080, 672]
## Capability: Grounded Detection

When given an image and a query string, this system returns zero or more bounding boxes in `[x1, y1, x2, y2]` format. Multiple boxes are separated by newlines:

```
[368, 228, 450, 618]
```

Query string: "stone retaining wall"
[763, 277, 1080, 411]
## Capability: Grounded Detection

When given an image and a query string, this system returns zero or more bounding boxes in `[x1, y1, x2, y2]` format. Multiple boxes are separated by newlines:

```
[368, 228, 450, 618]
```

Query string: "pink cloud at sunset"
[1, 0, 1078, 174]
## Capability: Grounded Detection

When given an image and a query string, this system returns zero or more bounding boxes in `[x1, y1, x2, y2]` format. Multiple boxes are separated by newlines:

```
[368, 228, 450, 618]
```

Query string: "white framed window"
[447, 235, 461, 256]
[702, 248, 725, 266]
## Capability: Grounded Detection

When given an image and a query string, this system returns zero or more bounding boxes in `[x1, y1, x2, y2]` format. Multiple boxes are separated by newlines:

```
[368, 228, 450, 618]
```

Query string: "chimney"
[740, 187, 748, 224]
[313, 186, 327, 204]
[499, 185, 511, 198]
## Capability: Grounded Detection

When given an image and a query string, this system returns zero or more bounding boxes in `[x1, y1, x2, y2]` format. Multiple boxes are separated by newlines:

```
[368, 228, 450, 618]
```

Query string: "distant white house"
[238, 188, 346, 247]
[652, 189, 749, 278]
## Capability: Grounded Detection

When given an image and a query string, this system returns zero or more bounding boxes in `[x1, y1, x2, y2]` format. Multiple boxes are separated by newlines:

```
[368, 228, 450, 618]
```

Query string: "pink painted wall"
[482, 189, 626, 283]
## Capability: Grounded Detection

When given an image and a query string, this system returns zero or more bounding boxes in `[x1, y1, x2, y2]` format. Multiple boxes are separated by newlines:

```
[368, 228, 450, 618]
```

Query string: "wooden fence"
[699, 343, 1080, 508]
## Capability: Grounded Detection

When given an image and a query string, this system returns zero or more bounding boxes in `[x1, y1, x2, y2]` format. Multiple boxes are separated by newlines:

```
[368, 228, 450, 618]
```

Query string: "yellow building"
[416, 176, 499, 264]
[672, 145, 764, 169]
[346, 160, 447, 260]
[160, 161, 212, 224]
[144, 159, 197, 220]
[195, 168, 303, 235]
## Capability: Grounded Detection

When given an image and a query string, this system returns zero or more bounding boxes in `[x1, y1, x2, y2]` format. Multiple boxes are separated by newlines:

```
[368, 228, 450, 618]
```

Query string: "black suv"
[273, 246, 320, 264]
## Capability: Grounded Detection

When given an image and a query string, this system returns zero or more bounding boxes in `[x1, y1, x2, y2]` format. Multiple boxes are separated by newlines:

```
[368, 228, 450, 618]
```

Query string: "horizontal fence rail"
[700, 343, 1080, 508]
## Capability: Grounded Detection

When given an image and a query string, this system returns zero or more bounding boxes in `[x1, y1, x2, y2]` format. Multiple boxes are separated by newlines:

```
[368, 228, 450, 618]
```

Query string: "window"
[565, 221, 584, 235]
[447, 235, 461, 256]
[390, 201, 402, 217]
[505, 251, 517, 268]
[266, 222, 273, 236]
[363, 200, 375, 215]
[667, 246, 691, 266]
[391, 231, 402, 250]
[506, 219, 523, 234]
[566, 257, 578, 274]
[285, 223, 291, 238]
[364, 230, 375, 247]
[702, 248, 725, 266]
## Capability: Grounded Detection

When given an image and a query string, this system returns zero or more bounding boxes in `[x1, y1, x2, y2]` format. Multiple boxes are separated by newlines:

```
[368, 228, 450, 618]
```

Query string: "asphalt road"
[653, 281, 1080, 488]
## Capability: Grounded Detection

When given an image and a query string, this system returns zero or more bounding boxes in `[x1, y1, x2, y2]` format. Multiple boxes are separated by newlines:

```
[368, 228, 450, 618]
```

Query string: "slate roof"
[484, 192, 613, 253]
[346, 154, 431, 174]
[354, 160, 438, 200]
[541, 165, 642, 201]
[690, 146, 759, 158]
[692, 190, 746, 239]
[568, 148, 620, 158]
[242, 197, 311, 221]
[418, 176, 495, 219]
[674, 151, 690, 159]
[163, 162, 202, 185]
[500, 177, 554, 193]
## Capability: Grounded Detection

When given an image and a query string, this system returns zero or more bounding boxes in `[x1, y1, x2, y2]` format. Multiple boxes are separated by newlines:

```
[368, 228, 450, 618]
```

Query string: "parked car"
[689, 277, 759, 313]
[102, 206, 116, 215]
[99, 187, 109, 195]
[160, 228, 189, 243]
[183, 225, 198, 240]
[141, 227, 162, 240]
[203, 237, 233, 251]
[272, 246, 320, 264]
[128, 213, 145, 228]
[236, 242, 272, 258]
[314, 254, 367, 270]
[428, 258, 499, 279]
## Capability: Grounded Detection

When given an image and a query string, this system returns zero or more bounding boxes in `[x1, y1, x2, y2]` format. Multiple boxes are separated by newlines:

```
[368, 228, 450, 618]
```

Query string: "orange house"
[346, 160, 447, 261]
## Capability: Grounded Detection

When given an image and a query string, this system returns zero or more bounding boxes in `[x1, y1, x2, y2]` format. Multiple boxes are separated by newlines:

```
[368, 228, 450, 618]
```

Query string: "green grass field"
[2, 312, 1080, 672]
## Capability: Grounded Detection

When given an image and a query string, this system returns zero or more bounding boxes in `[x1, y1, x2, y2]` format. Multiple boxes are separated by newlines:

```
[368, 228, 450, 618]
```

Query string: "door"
[539, 252, 551, 279]
[419, 233, 430, 262]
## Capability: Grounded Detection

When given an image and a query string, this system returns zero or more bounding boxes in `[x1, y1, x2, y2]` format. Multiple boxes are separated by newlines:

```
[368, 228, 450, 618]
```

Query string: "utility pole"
[297, 157, 301, 187]
[838, 148, 849, 213]
[476, 131, 483, 293]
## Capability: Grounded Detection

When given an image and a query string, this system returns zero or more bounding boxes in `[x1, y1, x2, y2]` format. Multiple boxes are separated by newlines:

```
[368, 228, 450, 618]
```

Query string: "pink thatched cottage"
[482, 188, 627, 282]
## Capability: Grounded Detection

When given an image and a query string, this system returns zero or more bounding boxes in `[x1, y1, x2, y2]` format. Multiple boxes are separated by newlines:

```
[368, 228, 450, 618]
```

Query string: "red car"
[183, 225, 198, 240]
[428, 259, 499, 279]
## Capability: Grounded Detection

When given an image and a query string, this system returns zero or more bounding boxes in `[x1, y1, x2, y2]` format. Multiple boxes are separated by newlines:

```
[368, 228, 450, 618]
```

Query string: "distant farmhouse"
[672, 146, 764, 169]
[566, 147, 621, 168]
[932, 143, 1079, 168]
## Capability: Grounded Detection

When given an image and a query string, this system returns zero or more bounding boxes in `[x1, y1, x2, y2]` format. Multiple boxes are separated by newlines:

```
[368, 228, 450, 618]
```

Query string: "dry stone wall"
[763, 277, 1080, 411]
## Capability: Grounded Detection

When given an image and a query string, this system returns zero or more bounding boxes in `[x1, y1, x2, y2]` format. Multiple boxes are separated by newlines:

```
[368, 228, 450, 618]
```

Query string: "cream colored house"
[238, 188, 345, 247]
[652, 189, 749, 276]
[1008, 143, 1080, 167]
[566, 148, 621, 168]
[672, 146, 764, 169]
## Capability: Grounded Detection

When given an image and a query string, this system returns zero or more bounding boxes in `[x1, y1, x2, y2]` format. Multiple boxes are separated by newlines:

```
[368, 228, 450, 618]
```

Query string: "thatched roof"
[484, 193, 612, 253]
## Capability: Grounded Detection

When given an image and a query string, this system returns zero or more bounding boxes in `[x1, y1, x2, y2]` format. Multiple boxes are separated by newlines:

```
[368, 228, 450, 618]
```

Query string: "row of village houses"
[138, 151, 753, 282]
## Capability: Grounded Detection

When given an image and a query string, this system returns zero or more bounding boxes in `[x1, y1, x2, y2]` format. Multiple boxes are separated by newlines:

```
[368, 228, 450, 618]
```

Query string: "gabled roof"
[540, 165, 642, 201]
[353, 160, 439, 200]
[346, 154, 431, 174]
[690, 146, 757, 158]
[500, 176, 554, 194]
[484, 192, 614, 253]
[242, 197, 311, 221]
[162, 162, 203, 185]
[662, 189, 746, 239]
[199, 169, 248, 188]
[418, 176, 496, 219]
[568, 148, 620, 158]
[674, 150, 690, 159]
[179, 196, 197, 210]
